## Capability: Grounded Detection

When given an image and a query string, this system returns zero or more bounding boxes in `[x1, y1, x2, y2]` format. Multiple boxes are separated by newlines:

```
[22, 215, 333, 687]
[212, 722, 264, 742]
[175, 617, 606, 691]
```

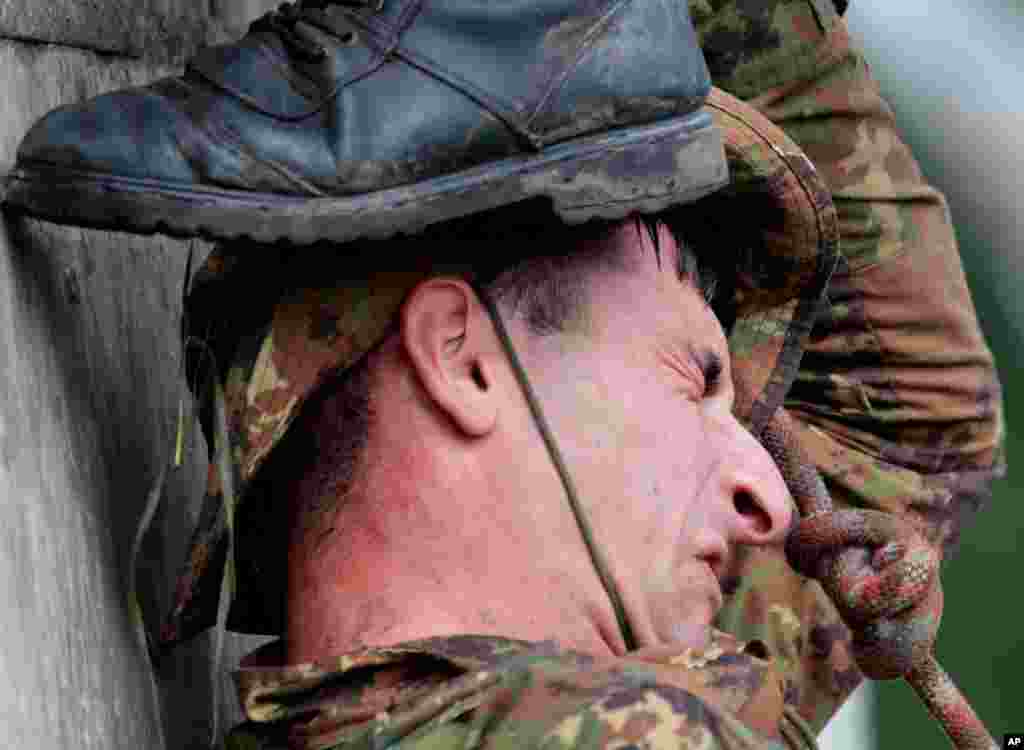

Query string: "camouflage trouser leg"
[694, 0, 1005, 732]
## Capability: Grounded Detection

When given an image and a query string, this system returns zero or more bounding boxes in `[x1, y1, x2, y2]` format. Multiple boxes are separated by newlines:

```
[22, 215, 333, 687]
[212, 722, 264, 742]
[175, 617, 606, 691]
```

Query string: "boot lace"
[250, 0, 383, 62]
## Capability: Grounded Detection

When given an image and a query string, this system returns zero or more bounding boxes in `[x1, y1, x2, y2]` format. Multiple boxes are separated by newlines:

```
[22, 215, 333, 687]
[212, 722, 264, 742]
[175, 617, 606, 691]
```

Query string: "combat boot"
[5, 0, 727, 243]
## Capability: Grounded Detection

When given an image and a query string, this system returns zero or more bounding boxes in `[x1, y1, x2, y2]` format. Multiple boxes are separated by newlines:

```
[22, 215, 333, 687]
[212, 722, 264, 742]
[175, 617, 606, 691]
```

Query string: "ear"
[400, 277, 500, 438]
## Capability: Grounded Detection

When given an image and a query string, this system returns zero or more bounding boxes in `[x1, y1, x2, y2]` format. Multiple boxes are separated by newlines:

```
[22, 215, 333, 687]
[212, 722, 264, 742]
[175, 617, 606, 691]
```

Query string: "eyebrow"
[690, 345, 723, 397]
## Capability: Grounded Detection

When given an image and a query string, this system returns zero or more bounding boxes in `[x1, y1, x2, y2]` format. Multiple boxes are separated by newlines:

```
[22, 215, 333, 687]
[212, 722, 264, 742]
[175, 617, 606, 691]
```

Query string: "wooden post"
[0, 2, 274, 746]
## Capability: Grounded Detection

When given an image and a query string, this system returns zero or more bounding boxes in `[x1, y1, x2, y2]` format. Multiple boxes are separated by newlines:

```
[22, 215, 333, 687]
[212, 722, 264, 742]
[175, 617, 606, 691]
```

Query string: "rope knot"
[785, 509, 942, 680]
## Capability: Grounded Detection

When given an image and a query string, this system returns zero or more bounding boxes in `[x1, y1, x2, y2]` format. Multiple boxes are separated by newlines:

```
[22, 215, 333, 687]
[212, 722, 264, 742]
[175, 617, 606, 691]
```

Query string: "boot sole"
[4, 109, 727, 244]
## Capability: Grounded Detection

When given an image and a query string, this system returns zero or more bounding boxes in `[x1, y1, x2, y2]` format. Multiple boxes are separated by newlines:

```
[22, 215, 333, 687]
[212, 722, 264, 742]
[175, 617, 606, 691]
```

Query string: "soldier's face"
[523, 222, 793, 644]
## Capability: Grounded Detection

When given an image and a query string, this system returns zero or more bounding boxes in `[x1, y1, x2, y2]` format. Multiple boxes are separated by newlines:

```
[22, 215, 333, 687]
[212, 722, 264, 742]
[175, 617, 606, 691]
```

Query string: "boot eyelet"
[340, 30, 358, 45]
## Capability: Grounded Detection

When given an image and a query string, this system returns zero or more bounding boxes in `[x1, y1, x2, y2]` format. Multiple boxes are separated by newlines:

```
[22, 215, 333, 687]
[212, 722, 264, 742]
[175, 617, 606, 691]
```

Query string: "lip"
[703, 560, 725, 613]
[697, 538, 730, 581]
[695, 539, 729, 613]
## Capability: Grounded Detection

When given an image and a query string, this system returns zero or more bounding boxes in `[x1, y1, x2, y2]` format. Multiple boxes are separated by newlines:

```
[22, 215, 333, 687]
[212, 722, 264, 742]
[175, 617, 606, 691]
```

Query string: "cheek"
[612, 398, 709, 531]
[544, 371, 640, 525]
[545, 363, 709, 542]
[558, 372, 629, 454]
[629, 402, 715, 554]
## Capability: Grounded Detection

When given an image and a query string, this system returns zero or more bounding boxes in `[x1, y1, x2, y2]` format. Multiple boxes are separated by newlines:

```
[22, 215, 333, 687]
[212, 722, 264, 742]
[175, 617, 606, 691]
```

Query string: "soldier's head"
[272, 212, 793, 662]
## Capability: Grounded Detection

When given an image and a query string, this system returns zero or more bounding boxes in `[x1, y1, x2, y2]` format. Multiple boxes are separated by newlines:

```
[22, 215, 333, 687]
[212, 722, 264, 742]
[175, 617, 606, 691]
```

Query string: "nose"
[717, 415, 794, 546]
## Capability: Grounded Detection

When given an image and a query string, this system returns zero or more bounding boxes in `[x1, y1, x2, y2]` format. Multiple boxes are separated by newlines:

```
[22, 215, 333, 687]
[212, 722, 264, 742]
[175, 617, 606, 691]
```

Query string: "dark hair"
[269, 210, 722, 545]
[484, 214, 718, 335]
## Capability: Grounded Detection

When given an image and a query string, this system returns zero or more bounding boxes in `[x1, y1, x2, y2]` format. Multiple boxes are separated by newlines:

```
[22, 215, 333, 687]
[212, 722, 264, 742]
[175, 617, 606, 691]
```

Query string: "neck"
[283, 357, 628, 665]
[283, 472, 623, 664]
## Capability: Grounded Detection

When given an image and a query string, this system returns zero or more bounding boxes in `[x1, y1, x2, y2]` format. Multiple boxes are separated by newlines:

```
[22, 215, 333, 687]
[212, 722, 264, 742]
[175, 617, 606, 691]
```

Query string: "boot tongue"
[186, 18, 377, 119]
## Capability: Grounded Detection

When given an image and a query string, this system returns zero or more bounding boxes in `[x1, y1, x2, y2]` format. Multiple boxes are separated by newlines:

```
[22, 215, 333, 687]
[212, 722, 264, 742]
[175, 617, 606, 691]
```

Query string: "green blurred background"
[845, 1, 1023, 744]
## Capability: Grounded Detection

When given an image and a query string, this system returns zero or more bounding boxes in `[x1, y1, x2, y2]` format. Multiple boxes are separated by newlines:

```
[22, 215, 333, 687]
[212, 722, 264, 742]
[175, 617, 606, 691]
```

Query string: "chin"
[657, 599, 718, 644]
[662, 620, 714, 650]
[647, 579, 721, 646]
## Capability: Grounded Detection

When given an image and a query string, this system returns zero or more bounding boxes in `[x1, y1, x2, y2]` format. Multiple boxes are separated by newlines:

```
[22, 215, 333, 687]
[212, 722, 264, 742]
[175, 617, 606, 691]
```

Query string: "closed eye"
[689, 345, 723, 399]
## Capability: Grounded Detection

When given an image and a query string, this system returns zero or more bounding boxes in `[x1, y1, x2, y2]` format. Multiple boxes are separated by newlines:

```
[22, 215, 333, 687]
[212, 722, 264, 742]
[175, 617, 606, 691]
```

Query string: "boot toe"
[16, 86, 196, 185]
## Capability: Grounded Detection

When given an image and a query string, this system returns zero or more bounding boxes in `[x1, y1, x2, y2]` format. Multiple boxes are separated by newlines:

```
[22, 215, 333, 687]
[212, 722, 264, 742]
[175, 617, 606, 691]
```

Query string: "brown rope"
[761, 404, 997, 750]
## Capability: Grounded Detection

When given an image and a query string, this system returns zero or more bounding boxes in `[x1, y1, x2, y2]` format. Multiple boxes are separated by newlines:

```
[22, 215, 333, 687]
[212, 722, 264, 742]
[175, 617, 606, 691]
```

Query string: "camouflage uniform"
[226, 633, 814, 750]
[159, 1, 1005, 747]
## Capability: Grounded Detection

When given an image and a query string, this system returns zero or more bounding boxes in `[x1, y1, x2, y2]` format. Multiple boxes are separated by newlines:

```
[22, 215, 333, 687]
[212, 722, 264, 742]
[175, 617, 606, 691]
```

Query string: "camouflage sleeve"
[692, 0, 1006, 734]
[693, 0, 1005, 557]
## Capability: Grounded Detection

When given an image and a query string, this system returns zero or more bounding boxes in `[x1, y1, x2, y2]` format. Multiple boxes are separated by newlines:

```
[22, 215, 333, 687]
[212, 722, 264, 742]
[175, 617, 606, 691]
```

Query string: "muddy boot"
[5, 0, 727, 244]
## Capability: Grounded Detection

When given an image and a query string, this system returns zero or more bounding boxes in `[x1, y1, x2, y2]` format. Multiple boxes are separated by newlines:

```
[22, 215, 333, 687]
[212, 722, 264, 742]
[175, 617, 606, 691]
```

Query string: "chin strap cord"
[471, 280, 638, 653]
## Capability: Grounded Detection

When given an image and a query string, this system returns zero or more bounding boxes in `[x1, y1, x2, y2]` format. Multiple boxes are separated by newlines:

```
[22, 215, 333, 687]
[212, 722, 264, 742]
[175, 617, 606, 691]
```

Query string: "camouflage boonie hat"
[159, 87, 839, 648]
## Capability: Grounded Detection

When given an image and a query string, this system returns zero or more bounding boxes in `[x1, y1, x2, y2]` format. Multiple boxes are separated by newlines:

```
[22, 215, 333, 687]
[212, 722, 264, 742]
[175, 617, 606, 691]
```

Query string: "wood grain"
[0, 35, 270, 750]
